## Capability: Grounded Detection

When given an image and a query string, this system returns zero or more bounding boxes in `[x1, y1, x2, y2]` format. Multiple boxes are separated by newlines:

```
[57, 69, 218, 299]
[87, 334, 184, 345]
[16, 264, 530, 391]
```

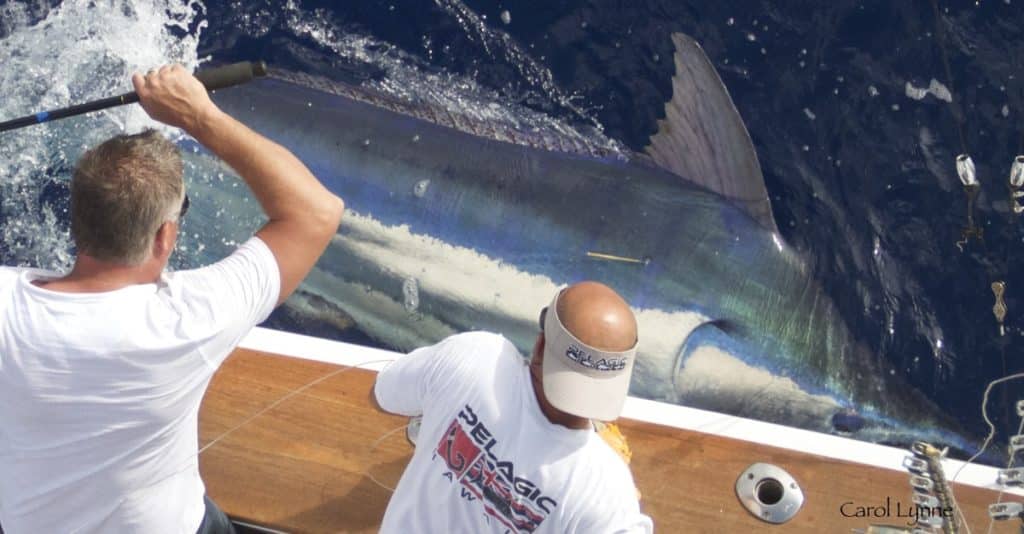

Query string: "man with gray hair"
[0, 65, 344, 533]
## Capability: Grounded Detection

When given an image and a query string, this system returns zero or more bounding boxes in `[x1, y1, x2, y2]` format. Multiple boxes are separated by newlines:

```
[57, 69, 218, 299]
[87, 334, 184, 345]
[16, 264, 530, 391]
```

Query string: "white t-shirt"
[0, 237, 280, 534]
[375, 331, 654, 534]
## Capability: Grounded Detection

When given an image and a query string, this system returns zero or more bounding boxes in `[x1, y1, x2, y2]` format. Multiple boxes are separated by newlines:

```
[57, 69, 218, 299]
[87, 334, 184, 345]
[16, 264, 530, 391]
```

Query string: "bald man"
[372, 282, 653, 533]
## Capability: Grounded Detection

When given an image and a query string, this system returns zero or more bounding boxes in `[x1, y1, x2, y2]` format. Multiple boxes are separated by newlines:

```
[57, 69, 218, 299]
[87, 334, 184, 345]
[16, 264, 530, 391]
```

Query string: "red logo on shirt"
[437, 419, 480, 478]
[434, 404, 556, 533]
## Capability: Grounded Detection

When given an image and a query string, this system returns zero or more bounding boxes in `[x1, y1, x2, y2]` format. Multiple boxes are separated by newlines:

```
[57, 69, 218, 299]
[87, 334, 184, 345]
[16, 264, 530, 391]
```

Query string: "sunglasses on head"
[178, 194, 190, 221]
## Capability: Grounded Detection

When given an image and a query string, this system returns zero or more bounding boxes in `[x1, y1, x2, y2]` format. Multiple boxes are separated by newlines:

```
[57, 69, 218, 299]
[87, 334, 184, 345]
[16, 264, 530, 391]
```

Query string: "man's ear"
[152, 221, 177, 260]
[531, 334, 545, 365]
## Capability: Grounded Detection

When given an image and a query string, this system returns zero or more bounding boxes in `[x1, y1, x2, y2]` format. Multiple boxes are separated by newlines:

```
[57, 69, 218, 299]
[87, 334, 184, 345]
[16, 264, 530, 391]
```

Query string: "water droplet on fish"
[363, 138, 371, 147]
[746, 33, 756, 42]
[413, 179, 430, 198]
[501, 10, 511, 24]
[727, 17, 734, 26]
[403, 277, 420, 313]
[580, 21, 588, 29]
[412, 134, 421, 142]
[652, 53, 660, 62]
[868, 85, 879, 97]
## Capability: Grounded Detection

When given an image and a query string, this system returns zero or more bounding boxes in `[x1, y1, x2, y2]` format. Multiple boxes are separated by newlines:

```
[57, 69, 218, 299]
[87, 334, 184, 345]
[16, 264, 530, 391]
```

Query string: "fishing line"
[951, 371, 1024, 481]
[945, 372, 1024, 533]
[985, 416, 1024, 534]
[198, 358, 395, 455]
[198, 356, 414, 499]
[929, 8, 1024, 513]
[947, 478, 973, 534]
[363, 424, 412, 494]
[929, 0, 969, 155]
[126, 357, 399, 503]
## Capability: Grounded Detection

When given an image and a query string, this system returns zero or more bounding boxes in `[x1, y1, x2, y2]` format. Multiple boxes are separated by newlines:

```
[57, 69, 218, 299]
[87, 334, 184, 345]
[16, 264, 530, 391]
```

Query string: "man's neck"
[528, 365, 592, 430]
[34, 255, 160, 293]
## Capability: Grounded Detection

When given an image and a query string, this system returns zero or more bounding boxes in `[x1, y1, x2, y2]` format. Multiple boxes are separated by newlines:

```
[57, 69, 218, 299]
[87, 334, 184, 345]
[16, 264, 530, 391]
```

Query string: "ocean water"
[2, 0, 1024, 466]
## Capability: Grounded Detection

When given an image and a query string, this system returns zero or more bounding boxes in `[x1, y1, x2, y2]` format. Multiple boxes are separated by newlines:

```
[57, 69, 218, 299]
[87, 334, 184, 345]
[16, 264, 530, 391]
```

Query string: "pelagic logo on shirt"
[433, 404, 556, 533]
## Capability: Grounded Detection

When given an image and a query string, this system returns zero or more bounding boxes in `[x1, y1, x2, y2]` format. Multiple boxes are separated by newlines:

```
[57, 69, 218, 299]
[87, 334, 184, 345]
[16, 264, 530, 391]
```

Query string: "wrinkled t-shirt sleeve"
[609, 512, 654, 534]
[579, 506, 653, 534]
[374, 334, 474, 417]
[176, 236, 281, 367]
[575, 462, 654, 534]
[0, 266, 21, 292]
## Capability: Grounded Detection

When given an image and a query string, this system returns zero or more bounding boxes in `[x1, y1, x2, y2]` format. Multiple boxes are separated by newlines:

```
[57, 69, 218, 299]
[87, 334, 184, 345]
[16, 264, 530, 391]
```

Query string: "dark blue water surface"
[5, 0, 1024, 461]
[205, 0, 1024, 449]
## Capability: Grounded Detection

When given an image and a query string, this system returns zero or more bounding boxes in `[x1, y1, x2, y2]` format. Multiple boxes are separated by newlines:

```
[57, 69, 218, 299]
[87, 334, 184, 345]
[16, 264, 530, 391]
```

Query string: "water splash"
[431, 0, 604, 129]
[402, 276, 420, 313]
[0, 0, 207, 271]
[413, 179, 430, 198]
[274, 0, 623, 157]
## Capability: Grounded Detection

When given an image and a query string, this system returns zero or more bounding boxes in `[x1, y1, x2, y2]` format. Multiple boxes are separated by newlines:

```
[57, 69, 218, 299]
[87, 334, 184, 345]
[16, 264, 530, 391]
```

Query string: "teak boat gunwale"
[196, 326, 1024, 533]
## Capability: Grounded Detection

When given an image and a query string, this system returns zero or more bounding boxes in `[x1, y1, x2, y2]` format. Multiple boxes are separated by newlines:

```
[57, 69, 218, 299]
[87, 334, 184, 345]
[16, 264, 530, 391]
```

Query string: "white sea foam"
[904, 78, 953, 103]
[273, 0, 622, 156]
[0, 0, 206, 270]
[0, 0, 620, 275]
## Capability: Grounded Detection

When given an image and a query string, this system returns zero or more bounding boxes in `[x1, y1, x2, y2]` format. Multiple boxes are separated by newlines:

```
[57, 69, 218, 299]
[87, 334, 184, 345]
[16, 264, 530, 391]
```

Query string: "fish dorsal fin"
[645, 33, 777, 233]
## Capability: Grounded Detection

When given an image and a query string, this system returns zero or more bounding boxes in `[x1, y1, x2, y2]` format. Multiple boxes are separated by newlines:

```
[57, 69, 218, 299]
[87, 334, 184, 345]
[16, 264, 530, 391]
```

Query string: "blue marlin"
[185, 33, 974, 452]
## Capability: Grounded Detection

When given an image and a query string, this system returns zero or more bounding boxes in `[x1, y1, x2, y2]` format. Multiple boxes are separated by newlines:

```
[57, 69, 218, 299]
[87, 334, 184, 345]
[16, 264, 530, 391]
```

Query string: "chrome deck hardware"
[735, 463, 803, 524]
[906, 441, 958, 534]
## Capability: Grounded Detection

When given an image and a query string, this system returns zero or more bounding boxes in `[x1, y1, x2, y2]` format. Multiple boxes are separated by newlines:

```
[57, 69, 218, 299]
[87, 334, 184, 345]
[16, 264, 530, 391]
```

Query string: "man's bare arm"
[133, 64, 345, 306]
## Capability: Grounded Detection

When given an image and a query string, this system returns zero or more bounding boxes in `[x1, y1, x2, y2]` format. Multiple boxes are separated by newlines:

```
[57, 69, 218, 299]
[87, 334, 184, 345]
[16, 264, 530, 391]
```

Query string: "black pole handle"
[0, 61, 267, 133]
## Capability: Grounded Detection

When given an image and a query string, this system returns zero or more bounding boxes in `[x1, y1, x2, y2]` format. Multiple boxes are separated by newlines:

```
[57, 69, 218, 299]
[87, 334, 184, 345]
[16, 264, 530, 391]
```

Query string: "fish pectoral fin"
[644, 32, 778, 233]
